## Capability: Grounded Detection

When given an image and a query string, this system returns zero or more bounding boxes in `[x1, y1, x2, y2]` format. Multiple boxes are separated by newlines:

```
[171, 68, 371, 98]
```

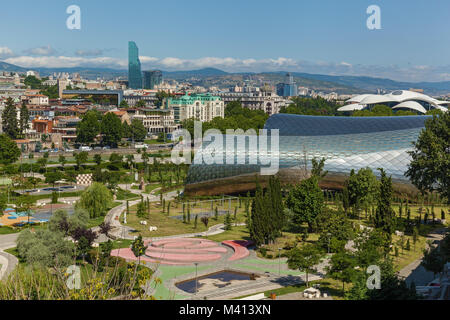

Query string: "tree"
[201, 216, 209, 229]
[0, 134, 21, 165]
[136, 197, 147, 218]
[75, 151, 88, 169]
[131, 235, 148, 265]
[130, 119, 147, 141]
[224, 212, 232, 230]
[314, 209, 353, 253]
[101, 112, 123, 147]
[23, 75, 41, 89]
[94, 154, 102, 166]
[406, 112, 450, 201]
[58, 155, 66, 167]
[16, 228, 74, 269]
[286, 176, 324, 232]
[135, 100, 146, 108]
[286, 244, 324, 288]
[346, 168, 379, 218]
[421, 245, 445, 278]
[374, 169, 396, 245]
[311, 157, 328, 179]
[1, 98, 19, 139]
[119, 100, 129, 108]
[19, 103, 30, 137]
[327, 251, 357, 293]
[76, 110, 101, 144]
[77, 182, 113, 218]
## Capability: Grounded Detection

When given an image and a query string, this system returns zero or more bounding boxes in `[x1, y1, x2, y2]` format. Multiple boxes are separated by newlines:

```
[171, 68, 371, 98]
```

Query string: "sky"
[1, 0, 450, 82]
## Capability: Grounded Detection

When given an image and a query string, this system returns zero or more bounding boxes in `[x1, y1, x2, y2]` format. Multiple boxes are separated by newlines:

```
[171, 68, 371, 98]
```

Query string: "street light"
[194, 262, 199, 295]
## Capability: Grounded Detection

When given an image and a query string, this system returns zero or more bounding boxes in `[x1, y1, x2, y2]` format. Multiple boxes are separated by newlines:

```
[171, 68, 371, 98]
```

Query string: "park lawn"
[111, 239, 134, 249]
[390, 233, 428, 271]
[204, 226, 251, 242]
[124, 200, 248, 238]
[0, 226, 18, 235]
[254, 231, 320, 259]
[124, 206, 209, 237]
[144, 139, 165, 145]
[144, 183, 161, 194]
[116, 188, 140, 201]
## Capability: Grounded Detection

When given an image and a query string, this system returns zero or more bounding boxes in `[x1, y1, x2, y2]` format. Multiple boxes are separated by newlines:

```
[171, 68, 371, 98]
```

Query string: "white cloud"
[23, 45, 56, 56]
[75, 49, 104, 57]
[3, 53, 450, 82]
[0, 47, 15, 59]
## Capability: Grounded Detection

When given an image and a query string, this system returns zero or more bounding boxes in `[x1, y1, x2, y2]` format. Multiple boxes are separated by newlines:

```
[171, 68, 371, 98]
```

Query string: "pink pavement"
[111, 238, 248, 265]
[222, 240, 254, 261]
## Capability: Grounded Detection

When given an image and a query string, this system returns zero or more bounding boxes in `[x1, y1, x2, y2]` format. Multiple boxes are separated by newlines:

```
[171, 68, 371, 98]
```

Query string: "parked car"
[65, 148, 74, 152]
[79, 146, 92, 151]
[102, 146, 111, 150]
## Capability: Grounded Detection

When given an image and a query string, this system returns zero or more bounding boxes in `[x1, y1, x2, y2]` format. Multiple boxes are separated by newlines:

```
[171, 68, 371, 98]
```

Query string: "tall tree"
[286, 244, 324, 288]
[0, 134, 21, 165]
[101, 112, 123, 147]
[286, 176, 324, 232]
[19, 103, 30, 137]
[1, 98, 19, 139]
[406, 112, 450, 202]
[374, 169, 396, 241]
[76, 110, 101, 144]
[130, 119, 147, 141]
[76, 182, 113, 218]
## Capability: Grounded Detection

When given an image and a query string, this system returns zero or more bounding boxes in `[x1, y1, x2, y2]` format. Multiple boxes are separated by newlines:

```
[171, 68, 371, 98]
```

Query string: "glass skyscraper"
[143, 70, 162, 89]
[128, 41, 142, 89]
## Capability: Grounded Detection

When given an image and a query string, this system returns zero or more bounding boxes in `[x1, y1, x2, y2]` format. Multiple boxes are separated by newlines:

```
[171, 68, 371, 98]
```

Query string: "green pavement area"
[151, 264, 211, 300]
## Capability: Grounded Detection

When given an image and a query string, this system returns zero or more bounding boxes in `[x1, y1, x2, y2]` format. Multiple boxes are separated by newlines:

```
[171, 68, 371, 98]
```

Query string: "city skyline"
[0, 1, 450, 82]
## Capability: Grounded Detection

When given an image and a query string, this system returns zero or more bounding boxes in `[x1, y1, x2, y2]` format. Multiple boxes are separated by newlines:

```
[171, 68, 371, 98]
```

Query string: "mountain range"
[1, 61, 449, 95]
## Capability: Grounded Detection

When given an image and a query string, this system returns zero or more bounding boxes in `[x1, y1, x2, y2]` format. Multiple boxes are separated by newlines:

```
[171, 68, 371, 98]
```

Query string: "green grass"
[116, 188, 139, 201]
[0, 226, 18, 235]
[204, 226, 250, 242]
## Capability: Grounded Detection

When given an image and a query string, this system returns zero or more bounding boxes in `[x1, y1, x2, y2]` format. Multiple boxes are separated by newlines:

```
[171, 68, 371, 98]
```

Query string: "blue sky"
[1, 0, 449, 81]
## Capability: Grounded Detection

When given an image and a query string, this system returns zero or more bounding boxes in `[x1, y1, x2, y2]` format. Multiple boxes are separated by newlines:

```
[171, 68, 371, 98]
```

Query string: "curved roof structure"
[264, 113, 429, 136]
[392, 101, 427, 114]
[185, 114, 430, 190]
[338, 90, 448, 114]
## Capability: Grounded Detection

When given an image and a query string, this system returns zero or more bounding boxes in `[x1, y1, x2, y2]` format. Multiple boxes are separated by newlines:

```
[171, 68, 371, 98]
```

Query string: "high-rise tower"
[128, 41, 142, 89]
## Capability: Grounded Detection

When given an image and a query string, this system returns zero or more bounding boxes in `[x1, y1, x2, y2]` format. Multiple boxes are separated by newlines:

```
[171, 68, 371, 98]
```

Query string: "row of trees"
[182, 101, 268, 136]
[76, 110, 146, 146]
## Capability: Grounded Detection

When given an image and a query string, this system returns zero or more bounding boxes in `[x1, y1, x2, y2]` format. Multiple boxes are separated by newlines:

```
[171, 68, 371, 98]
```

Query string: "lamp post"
[194, 262, 199, 295]
[278, 248, 282, 276]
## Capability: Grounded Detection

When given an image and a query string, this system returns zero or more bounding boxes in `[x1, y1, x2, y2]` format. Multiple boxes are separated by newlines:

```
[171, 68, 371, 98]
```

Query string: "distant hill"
[0, 61, 27, 73]
[1, 61, 449, 94]
[163, 68, 229, 79]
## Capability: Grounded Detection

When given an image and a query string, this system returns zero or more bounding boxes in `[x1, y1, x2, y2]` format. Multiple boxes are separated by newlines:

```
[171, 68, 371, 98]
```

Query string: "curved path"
[399, 227, 448, 286]
[0, 233, 19, 280]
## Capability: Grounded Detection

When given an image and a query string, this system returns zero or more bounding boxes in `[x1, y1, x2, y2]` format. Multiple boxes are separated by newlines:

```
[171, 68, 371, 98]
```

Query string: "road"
[0, 233, 19, 280]
[398, 227, 448, 286]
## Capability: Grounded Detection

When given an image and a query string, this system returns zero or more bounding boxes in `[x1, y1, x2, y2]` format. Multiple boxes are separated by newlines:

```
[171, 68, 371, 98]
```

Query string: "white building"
[338, 90, 449, 114]
[165, 93, 225, 123]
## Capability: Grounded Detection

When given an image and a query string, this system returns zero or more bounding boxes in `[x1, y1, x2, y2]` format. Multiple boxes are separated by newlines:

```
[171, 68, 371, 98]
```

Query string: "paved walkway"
[398, 227, 448, 286]
[0, 233, 19, 280]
